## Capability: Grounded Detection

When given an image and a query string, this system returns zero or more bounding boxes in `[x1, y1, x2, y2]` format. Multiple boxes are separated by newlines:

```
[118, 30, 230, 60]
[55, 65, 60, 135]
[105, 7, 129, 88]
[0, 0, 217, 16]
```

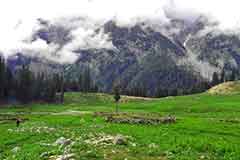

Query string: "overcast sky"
[1, 0, 240, 27]
[0, 0, 240, 63]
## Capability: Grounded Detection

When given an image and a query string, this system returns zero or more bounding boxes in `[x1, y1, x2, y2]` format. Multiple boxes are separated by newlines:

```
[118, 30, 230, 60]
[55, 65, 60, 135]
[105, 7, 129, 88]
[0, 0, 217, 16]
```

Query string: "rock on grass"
[113, 134, 127, 145]
[54, 137, 72, 147]
[50, 154, 75, 160]
[11, 146, 20, 153]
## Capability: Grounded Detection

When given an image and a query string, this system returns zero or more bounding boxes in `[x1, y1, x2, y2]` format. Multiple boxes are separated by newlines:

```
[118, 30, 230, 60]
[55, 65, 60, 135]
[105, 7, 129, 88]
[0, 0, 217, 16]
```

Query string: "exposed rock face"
[64, 21, 206, 95]
[187, 33, 240, 69]
[6, 18, 240, 96]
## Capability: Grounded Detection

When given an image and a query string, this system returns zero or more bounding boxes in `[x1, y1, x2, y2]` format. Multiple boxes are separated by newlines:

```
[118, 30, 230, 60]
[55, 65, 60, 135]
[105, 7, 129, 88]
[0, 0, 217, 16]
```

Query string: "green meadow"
[0, 92, 240, 160]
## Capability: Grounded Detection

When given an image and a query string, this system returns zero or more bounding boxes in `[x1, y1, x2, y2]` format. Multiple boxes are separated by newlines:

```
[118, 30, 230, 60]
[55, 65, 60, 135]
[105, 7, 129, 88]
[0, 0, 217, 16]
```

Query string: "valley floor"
[0, 92, 240, 160]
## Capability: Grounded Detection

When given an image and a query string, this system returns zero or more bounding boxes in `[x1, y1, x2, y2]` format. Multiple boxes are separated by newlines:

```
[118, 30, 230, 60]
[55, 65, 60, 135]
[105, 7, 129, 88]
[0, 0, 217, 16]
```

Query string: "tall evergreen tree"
[220, 69, 225, 83]
[60, 69, 65, 104]
[113, 84, 121, 113]
[4, 67, 14, 98]
[17, 65, 33, 104]
[230, 69, 237, 81]
[44, 77, 57, 102]
[82, 67, 91, 92]
[0, 57, 6, 100]
[78, 74, 83, 92]
[211, 72, 220, 86]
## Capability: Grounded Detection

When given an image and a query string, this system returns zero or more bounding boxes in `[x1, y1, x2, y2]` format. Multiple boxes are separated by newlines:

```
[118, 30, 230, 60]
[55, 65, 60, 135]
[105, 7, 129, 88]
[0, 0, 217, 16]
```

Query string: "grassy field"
[1, 91, 240, 160]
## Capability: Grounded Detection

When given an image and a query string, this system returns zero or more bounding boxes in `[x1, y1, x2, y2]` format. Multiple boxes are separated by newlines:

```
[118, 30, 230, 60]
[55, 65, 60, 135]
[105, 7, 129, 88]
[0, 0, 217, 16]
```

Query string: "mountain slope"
[6, 19, 240, 96]
[66, 22, 207, 95]
[208, 81, 240, 95]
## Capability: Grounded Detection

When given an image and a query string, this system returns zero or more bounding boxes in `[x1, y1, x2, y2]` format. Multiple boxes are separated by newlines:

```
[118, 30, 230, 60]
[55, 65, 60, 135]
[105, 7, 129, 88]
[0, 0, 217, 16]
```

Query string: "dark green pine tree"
[32, 73, 58, 102]
[32, 72, 41, 100]
[44, 76, 57, 102]
[53, 73, 62, 93]
[113, 84, 121, 113]
[171, 88, 178, 96]
[220, 69, 225, 83]
[17, 65, 33, 104]
[211, 72, 220, 86]
[0, 56, 6, 100]
[155, 87, 163, 98]
[230, 69, 237, 81]
[5, 67, 14, 98]
[83, 67, 91, 93]
[78, 74, 83, 92]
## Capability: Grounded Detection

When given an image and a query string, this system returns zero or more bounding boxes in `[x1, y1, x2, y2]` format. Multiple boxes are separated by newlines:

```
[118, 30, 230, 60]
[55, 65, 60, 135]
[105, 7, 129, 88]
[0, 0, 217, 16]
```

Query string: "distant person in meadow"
[16, 118, 21, 127]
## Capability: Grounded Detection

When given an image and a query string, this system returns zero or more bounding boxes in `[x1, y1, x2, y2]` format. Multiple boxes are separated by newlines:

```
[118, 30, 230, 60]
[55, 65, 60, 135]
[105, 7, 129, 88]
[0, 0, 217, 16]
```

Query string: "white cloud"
[0, 0, 240, 63]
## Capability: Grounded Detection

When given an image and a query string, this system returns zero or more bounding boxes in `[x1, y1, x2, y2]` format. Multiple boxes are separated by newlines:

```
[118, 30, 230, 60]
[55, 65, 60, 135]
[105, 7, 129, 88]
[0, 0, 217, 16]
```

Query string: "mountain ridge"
[5, 19, 240, 96]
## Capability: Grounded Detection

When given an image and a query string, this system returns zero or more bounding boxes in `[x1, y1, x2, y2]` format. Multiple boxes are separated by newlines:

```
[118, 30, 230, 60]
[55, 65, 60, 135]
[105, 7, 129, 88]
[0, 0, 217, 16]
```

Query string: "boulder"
[113, 134, 127, 145]
[55, 137, 71, 147]
[56, 154, 75, 160]
[12, 146, 20, 153]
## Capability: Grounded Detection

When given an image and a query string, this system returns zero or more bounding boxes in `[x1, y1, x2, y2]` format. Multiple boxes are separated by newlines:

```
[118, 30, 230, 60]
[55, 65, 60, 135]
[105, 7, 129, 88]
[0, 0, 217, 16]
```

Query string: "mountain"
[6, 18, 240, 96]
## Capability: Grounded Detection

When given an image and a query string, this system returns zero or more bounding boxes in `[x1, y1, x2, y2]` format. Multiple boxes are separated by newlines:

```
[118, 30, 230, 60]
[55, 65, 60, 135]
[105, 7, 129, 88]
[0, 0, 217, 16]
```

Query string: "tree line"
[117, 68, 239, 98]
[119, 81, 211, 98]
[64, 67, 98, 93]
[1, 54, 239, 103]
[0, 57, 98, 104]
[0, 56, 59, 104]
[211, 68, 239, 86]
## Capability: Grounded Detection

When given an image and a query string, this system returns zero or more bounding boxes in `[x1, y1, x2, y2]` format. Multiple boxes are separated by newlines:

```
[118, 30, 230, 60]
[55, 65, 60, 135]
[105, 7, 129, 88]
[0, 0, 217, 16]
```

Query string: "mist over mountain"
[1, 0, 240, 95]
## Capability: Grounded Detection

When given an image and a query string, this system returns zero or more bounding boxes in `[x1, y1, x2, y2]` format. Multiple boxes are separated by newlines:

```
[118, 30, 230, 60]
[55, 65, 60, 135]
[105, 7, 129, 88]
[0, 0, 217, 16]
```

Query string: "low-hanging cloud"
[0, 0, 240, 63]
